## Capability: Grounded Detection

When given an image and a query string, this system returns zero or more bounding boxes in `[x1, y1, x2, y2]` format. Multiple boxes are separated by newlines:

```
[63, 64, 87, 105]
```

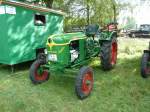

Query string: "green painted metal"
[99, 31, 117, 40]
[46, 32, 87, 69]
[0, 1, 64, 65]
[44, 28, 117, 72]
[47, 32, 86, 44]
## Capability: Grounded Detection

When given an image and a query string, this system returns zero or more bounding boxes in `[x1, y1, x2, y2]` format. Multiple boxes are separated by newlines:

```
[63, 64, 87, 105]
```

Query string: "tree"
[17, 0, 54, 8]
[124, 17, 136, 29]
[65, 0, 119, 25]
[16, 0, 128, 31]
[42, 0, 53, 8]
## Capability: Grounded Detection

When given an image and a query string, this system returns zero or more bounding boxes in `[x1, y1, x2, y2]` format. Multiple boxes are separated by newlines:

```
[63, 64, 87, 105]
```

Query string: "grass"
[0, 37, 150, 112]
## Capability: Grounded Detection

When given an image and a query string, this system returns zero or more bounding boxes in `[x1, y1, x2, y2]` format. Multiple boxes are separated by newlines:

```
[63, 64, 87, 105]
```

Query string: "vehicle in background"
[128, 24, 150, 38]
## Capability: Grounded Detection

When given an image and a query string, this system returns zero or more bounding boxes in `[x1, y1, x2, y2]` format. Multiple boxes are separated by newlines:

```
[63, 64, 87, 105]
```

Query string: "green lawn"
[0, 37, 150, 112]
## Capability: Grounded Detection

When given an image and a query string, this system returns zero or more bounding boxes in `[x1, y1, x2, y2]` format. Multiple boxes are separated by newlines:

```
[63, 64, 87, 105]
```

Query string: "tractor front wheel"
[101, 38, 118, 70]
[141, 53, 150, 78]
[30, 59, 49, 84]
[75, 66, 94, 99]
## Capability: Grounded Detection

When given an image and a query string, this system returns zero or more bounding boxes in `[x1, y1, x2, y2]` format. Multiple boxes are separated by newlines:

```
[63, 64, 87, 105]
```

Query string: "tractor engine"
[70, 40, 79, 63]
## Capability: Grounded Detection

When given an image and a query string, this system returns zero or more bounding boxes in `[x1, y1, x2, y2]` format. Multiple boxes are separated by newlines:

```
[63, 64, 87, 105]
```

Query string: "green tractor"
[29, 23, 118, 99]
[141, 42, 150, 78]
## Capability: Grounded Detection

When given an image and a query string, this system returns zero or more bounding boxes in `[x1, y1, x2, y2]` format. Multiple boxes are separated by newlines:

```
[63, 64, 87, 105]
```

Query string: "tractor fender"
[108, 31, 117, 39]
[99, 31, 117, 41]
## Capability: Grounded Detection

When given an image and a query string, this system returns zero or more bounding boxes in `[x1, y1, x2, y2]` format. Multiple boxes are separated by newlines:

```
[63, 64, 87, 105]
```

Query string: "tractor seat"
[85, 24, 100, 37]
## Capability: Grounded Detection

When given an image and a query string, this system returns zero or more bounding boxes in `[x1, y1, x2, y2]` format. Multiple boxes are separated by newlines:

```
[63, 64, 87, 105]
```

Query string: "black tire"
[141, 53, 150, 78]
[30, 59, 49, 84]
[75, 66, 94, 99]
[100, 38, 118, 70]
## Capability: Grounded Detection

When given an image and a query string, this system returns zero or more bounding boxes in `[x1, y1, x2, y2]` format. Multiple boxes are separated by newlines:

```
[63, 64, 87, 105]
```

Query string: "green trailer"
[0, 0, 64, 66]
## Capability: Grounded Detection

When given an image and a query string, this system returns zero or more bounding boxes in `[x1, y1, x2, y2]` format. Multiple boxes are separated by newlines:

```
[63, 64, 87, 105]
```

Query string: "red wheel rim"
[82, 72, 93, 95]
[111, 41, 117, 65]
[34, 63, 48, 81]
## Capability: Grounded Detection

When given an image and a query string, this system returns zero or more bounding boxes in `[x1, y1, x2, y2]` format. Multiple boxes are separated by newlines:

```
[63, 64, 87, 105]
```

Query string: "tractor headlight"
[44, 49, 48, 54]
[48, 54, 57, 62]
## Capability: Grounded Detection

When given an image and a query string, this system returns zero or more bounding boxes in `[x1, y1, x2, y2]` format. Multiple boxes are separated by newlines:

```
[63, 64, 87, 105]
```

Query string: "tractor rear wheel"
[101, 38, 118, 70]
[30, 59, 49, 84]
[75, 66, 94, 99]
[141, 53, 150, 78]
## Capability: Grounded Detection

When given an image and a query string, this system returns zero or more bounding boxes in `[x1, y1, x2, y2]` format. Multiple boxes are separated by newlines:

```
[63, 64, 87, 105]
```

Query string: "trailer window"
[34, 14, 46, 26]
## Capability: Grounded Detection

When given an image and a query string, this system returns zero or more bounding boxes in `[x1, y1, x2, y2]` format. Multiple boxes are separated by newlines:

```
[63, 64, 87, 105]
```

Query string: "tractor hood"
[47, 32, 86, 45]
